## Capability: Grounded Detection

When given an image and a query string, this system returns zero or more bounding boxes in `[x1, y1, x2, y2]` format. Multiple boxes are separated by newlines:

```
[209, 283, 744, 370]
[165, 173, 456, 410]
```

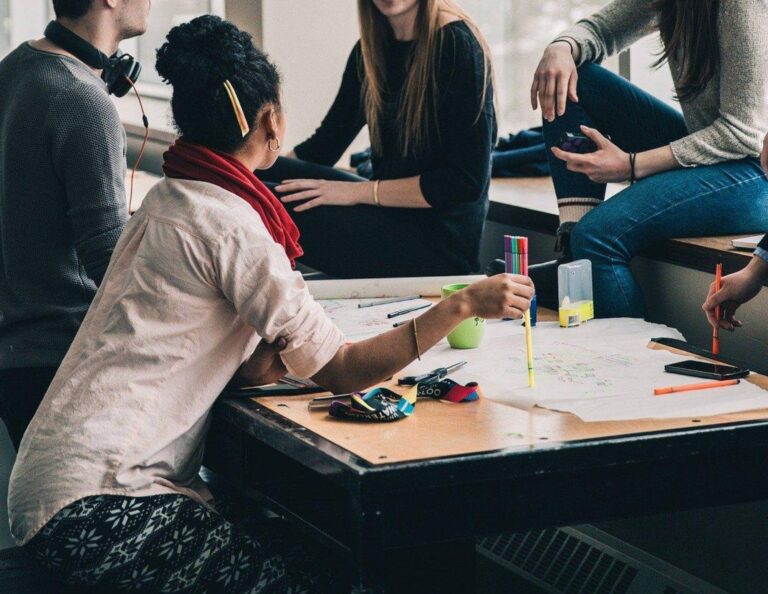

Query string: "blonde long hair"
[357, 0, 493, 157]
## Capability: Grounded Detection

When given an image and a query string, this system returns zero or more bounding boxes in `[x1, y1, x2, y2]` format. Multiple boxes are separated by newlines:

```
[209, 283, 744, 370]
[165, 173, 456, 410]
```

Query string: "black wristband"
[629, 152, 637, 184]
[551, 37, 577, 56]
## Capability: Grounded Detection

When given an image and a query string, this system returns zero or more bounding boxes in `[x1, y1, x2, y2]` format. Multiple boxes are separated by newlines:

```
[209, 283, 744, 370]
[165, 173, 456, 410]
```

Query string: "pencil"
[712, 256, 722, 356]
[358, 295, 420, 308]
[654, 378, 739, 396]
[387, 303, 431, 319]
[524, 310, 535, 387]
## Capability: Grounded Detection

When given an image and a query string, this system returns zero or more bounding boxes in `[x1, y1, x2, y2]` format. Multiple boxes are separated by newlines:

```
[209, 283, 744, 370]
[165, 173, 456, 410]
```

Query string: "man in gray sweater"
[0, 0, 151, 449]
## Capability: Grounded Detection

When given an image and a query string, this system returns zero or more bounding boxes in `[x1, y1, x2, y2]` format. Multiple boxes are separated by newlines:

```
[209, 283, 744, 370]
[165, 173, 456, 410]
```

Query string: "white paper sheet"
[319, 298, 434, 341]
[393, 319, 768, 421]
[307, 275, 485, 299]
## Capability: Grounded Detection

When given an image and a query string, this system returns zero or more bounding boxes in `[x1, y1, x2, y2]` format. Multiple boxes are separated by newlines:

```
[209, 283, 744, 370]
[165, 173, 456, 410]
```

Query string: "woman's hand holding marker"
[463, 274, 535, 320]
[703, 255, 768, 331]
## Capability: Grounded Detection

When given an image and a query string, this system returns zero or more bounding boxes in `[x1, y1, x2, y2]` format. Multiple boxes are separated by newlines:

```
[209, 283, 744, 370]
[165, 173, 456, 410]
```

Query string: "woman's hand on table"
[462, 273, 535, 320]
[702, 257, 768, 331]
[276, 179, 372, 212]
[235, 337, 288, 386]
[550, 125, 631, 183]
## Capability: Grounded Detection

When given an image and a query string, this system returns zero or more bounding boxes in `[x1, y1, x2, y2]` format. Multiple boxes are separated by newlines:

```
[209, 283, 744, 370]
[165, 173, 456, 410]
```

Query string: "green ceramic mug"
[441, 283, 486, 349]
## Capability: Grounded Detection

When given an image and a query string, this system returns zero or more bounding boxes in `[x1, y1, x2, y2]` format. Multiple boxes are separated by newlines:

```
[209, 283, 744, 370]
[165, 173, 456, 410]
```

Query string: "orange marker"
[654, 378, 739, 396]
[712, 257, 722, 356]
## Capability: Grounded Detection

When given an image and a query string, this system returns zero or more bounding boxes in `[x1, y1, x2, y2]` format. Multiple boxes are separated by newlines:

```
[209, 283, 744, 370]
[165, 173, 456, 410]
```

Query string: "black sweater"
[294, 21, 497, 273]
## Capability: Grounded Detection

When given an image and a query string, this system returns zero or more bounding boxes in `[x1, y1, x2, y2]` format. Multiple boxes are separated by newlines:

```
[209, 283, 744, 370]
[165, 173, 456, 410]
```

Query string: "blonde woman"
[262, 0, 496, 278]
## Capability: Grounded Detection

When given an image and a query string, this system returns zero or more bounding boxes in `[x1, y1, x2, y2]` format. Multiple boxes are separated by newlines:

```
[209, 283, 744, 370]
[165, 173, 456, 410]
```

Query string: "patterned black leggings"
[26, 494, 343, 593]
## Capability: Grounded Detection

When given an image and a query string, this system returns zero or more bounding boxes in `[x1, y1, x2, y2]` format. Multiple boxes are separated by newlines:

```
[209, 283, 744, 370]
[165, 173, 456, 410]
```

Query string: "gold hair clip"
[223, 79, 250, 137]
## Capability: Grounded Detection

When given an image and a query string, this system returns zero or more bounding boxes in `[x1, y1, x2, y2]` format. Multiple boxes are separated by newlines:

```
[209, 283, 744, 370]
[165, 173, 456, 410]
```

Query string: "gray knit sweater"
[558, 0, 768, 166]
[0, 43, 128, 370]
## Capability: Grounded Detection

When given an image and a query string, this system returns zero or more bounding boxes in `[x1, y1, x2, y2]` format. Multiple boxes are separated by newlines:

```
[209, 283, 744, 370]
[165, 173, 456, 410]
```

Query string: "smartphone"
[664, 359, 750, 381]
[558, 132, 599, 154]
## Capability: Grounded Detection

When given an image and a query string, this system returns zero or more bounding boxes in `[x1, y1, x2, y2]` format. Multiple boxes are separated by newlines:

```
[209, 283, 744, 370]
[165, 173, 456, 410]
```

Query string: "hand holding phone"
[558, 131, 612, 154]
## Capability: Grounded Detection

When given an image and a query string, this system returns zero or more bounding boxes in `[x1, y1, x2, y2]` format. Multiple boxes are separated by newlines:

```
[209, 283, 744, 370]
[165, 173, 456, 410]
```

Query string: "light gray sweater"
[0, 43, 127, 370]
[558, 0, 768, 166]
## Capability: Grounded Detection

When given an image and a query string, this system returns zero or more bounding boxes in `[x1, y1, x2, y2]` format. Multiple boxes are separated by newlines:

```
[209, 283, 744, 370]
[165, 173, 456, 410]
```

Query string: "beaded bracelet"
[629, 152, 637, 184]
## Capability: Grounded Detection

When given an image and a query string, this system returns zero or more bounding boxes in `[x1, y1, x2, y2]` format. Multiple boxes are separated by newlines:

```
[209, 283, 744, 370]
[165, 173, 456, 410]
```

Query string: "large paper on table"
[319, 297, 433, 341]
[307, 275, 484, 299]
[395, 318, 768, 422]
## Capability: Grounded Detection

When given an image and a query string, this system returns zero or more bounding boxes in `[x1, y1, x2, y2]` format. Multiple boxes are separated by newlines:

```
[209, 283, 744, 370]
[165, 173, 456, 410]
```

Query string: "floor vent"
[477, 525, 726, 594]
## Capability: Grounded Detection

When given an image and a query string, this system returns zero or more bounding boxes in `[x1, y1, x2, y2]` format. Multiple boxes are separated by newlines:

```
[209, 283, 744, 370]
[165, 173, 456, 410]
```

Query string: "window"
[460, 0, 613, 133]
[0, 2, 10, 57]
[121, 0, 225, 98]
[112, 1, 226, 133]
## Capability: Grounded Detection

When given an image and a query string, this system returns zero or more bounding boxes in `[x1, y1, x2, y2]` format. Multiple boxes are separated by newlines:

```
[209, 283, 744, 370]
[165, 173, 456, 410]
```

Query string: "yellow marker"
[524, 310, 535, 387]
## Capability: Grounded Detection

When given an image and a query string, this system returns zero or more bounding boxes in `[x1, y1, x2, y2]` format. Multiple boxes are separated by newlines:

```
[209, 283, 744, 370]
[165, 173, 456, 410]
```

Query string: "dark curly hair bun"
[156, 15, 281, 152]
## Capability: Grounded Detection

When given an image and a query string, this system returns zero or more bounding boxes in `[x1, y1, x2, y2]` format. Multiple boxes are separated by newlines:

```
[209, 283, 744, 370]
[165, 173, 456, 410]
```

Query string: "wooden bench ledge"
[488, 177, 761, 279]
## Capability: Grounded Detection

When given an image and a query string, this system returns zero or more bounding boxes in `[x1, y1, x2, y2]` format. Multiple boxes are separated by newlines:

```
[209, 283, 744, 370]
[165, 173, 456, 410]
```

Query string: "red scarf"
[163, 139, 303, 267]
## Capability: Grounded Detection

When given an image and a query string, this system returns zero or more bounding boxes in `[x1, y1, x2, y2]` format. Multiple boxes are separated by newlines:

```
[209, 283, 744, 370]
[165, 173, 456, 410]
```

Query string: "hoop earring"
[267, 137, 281, 152]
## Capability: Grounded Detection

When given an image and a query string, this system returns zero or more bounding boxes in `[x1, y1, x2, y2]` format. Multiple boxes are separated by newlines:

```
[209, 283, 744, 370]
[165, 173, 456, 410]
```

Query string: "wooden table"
[205, 317, 768, 593]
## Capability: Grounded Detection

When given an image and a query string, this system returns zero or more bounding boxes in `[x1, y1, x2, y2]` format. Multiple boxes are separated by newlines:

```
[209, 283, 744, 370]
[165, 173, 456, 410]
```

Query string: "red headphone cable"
[124, 76, 149, 214]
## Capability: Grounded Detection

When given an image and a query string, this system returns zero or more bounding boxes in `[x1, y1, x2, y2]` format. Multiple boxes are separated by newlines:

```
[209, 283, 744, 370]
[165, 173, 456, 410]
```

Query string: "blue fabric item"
[543, 63, 768, 318]
[755, 246, 768, 263]
[492, 143, 550, 178]
[491, 127, 549, 177]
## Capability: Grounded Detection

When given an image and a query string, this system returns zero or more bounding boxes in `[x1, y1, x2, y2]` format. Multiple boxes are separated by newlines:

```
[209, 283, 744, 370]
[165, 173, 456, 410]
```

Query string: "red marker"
[654, 378, 739, 396]
[712, 256, 722, 356]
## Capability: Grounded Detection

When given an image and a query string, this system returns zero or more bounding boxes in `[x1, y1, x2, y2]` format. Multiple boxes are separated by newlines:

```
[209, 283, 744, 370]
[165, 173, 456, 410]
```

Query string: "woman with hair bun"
[7, 15, 533, 592]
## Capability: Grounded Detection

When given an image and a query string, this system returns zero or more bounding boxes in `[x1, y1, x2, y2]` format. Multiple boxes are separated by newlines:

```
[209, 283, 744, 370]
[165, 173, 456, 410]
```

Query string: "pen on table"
[397, 361, 468, 386]
[653, 378, 739, 396]
[392, 320, 411, 328]
[308, 393, 356, 409]
[713, 256, 722, 356]
[387, 303, 431, 319]
[358, 295, 421, 308]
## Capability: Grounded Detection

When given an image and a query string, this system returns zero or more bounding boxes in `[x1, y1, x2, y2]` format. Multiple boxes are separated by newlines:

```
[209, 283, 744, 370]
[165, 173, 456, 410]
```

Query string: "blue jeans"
[543, 64, 768, 318]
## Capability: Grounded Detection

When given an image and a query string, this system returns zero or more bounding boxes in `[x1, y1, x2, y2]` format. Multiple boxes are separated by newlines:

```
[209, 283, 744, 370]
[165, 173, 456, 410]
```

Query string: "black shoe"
[529, 222, 576, 309]
[554, 221, 576, 260]
[484, 258, 506, 276]
[528, 260, 559, 310]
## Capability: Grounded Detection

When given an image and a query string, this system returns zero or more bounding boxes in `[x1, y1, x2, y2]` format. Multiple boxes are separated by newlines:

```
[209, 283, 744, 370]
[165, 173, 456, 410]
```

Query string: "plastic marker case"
[558, 259, 594, 328]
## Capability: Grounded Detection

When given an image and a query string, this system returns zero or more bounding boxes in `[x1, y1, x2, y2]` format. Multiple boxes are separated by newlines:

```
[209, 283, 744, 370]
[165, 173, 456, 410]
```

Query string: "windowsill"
[486, 177, 763, 284]
[124, 122, 176, 145]
[114, 93, 175, 137]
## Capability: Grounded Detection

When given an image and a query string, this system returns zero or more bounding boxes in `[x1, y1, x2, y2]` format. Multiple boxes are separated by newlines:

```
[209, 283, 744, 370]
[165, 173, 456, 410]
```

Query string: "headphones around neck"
[44, 20, 142, 97]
